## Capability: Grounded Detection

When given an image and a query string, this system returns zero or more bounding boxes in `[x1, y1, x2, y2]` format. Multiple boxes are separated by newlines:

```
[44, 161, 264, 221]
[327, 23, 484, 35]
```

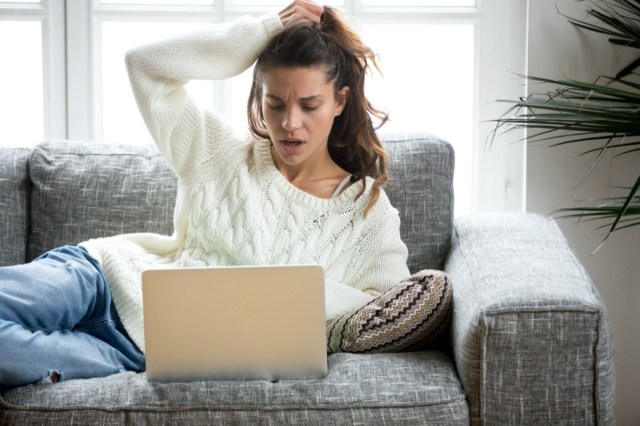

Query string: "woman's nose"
[282, 108, 302, 131]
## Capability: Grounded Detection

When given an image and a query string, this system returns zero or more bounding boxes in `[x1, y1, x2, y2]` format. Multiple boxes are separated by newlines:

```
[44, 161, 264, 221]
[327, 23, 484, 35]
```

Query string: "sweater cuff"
[261, 11, 284, 37]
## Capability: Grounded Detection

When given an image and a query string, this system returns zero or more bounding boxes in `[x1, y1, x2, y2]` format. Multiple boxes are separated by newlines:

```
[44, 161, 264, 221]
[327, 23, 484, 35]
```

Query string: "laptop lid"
[141, 264, 327, 382]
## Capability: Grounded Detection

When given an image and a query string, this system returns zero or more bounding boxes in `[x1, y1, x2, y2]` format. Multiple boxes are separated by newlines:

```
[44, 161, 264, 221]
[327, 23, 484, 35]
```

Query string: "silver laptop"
[141, 264, 327, 382]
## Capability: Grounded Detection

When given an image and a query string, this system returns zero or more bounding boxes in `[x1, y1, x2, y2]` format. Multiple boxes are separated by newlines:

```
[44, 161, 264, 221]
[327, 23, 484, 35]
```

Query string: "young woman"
[0, 0, 410, 389]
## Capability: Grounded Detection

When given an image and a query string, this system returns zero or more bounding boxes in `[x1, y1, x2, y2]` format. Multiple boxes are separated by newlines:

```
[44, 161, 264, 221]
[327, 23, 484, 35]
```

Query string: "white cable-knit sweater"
[80, 12, 410, 353]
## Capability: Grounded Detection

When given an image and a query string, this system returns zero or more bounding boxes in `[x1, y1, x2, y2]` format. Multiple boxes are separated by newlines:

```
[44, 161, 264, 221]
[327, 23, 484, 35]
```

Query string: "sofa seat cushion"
[0, 351, 468, 425]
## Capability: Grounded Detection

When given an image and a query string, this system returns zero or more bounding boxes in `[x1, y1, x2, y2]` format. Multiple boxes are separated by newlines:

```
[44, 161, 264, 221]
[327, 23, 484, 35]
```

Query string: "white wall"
[526, 1, 640, 424]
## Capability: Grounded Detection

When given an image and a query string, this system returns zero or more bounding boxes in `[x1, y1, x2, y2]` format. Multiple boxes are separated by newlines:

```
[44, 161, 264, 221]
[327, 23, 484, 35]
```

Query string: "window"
[364, 23, 475, 212]
[0, 20, 44, 146]
[0, 0, 527, 214]
[0, 0, 65, 146]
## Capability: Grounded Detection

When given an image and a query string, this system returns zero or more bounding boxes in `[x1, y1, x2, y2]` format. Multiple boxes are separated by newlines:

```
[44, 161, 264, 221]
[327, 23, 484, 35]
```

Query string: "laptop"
[141, 264, 327, 382]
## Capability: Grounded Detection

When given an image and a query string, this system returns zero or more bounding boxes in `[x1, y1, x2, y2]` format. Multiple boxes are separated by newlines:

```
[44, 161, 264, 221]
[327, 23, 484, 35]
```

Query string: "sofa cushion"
[384, 134, 454, 272]
[0, 147, 30, 266]
[28, 140, 177, 261]
[327, 269, 453, 353]
[26, 135, 454, 270]
[0, 351, 468, 425]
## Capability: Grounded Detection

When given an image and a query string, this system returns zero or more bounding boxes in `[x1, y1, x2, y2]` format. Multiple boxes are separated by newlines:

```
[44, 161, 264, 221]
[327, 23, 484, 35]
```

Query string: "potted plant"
[492, 0, 640, 245]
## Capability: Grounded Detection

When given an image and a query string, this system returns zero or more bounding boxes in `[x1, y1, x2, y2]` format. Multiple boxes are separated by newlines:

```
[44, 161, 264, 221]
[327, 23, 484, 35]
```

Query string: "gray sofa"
[0, 135, 615, 425]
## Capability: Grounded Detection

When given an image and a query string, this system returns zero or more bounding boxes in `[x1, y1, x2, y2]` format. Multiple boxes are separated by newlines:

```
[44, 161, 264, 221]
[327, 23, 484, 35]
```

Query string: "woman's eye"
[302, 105, 318, 112]
[267, 103, 284, 111]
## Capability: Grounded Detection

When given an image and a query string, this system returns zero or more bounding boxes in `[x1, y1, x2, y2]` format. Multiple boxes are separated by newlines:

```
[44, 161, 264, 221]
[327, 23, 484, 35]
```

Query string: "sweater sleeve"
[324, 207, 411, 320]
[125, 13, 283, 179]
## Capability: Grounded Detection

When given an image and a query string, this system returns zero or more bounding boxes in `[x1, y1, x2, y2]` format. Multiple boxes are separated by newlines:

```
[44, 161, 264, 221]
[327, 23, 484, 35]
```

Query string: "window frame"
[3, 0, 527, 213]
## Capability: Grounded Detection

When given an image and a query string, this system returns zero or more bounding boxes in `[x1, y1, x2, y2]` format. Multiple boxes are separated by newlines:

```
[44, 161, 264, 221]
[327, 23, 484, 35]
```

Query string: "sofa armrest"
[444, 212, 614, 425]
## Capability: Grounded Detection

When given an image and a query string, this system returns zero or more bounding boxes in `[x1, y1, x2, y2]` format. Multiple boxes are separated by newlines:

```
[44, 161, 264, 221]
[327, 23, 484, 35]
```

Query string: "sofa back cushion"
[0, 148, 31, 266]
[384, 134, 454, 272]
[27, 135, 454, 270]
[28, 141, 177, 261]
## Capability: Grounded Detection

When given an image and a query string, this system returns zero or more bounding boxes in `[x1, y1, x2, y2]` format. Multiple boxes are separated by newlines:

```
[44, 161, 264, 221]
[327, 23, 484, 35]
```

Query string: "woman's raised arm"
[124, 13, 282, 178]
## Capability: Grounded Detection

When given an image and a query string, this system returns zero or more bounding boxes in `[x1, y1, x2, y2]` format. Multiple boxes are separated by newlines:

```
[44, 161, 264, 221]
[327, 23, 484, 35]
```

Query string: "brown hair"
[247, 7, 389, 215]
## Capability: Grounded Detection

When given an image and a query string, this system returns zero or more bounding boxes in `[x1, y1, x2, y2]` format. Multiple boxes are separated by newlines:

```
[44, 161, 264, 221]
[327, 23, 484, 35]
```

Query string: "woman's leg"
[0, 246, 144, 389]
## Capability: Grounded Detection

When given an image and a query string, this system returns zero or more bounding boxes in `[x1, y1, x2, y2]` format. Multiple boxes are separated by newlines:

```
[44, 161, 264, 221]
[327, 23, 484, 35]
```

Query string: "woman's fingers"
[278, 0, 324, 27]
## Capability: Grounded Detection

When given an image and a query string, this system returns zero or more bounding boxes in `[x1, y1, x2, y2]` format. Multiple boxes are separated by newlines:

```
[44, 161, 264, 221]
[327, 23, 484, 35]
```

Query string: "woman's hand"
[278, 0, 324, 27]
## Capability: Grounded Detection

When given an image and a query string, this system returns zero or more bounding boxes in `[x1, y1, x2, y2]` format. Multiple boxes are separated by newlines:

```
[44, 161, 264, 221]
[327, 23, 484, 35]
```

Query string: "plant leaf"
[608, 173, 640, 235]
[616, 56, 640, 78]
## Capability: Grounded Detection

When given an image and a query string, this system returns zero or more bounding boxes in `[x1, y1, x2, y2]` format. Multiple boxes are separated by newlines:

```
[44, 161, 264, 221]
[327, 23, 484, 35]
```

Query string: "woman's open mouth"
[280, 139, 304, 154]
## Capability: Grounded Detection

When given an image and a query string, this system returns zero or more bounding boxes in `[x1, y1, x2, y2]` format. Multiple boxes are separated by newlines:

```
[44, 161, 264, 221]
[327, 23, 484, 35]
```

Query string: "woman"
[0, 0, 410, 389]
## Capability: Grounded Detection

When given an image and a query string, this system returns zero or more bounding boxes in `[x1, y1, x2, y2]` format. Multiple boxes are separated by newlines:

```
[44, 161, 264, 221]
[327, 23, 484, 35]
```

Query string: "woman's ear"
[335, 86, 350, 116]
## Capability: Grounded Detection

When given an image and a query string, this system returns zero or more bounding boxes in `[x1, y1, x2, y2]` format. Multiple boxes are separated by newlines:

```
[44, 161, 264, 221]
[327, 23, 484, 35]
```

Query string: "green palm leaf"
[566, 0, 640, 77]
[492, 76, 640, 239]
[492, 0, 640, 243]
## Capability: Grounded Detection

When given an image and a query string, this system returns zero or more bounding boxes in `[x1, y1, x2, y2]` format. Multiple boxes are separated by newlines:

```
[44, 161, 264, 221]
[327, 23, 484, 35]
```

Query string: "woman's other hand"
[278, 0, 324, 27]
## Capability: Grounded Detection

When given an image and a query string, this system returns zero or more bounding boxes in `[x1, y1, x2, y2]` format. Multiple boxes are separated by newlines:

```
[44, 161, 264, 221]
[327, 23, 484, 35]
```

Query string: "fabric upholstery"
[0, 352, 469, 425]
[0, 148, 30, 266]
[28, 140, 177, 262]
[326, 269, 452, 353]
[0, 136, 616, 425]
[27, 135, 454, 270]
[445, 212, 615, 425]
[384, 133, 454, 272]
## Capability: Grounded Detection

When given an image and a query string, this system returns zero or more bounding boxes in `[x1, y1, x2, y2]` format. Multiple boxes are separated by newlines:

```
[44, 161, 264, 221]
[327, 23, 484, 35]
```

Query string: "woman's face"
[261, 66, 348, 174]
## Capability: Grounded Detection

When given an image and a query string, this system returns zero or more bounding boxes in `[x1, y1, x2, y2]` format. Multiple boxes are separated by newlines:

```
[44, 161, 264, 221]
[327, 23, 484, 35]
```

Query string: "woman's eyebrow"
[264, 94, 323, 102]
[300, 95, 323, 102]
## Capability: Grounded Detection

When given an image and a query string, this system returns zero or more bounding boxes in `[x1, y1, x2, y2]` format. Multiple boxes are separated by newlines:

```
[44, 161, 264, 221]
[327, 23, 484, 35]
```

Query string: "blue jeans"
[0, 246, 145, 389]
